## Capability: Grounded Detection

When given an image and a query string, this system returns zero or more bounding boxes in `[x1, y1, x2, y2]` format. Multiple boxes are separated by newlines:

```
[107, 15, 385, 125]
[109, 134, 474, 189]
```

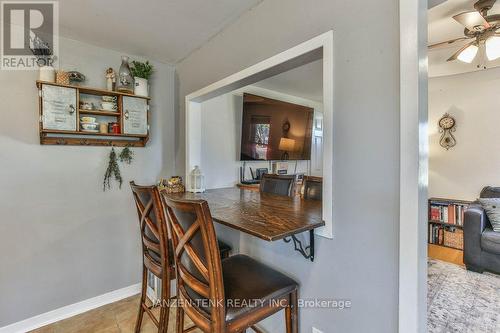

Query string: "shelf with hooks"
[36, 81, 150, 147]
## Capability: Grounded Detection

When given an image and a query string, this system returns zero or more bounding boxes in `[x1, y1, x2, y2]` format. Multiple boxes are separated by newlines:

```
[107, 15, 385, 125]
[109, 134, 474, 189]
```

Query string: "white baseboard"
[0, 283, 141, 333]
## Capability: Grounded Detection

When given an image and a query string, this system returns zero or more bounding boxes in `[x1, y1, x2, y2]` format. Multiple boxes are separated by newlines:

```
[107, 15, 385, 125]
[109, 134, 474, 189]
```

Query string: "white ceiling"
[57, 0, 262, 64]
[429, 0, 500, 77]
[253, 60, 323, 102]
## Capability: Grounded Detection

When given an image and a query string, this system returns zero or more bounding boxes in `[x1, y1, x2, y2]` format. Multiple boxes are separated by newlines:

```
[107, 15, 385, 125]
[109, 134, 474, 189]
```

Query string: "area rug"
[428, 259, 500, 333]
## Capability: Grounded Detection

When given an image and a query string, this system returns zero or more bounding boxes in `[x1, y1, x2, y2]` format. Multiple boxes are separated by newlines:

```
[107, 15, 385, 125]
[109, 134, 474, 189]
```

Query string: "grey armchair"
[463, 186, 500, 274]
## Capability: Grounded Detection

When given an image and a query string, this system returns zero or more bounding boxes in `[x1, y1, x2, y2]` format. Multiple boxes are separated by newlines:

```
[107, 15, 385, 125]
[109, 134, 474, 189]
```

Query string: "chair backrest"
[161, 195, 225, 332]
[130, 182, 170, 279]
[302, 176, 323, 201]
[259, 174, 296, 197]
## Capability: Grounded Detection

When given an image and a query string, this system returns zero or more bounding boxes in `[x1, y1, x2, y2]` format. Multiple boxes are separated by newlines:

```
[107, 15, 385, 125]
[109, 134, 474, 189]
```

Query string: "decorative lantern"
[117, 56, 134, 93]
[188, 165, 205, 193]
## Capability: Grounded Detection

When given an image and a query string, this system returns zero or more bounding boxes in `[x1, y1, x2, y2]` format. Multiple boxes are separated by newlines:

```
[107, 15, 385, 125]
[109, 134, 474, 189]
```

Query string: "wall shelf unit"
[36, 80, 150, 147]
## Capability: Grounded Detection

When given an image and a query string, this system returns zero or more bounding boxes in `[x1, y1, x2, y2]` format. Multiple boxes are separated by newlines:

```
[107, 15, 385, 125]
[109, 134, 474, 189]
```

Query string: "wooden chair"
[259, 174, 296, 197]
[161, 194, 299, 333]
[302, 176, 323, 201]
[130, 182, 174, 333]
[130, 183, 233, 332]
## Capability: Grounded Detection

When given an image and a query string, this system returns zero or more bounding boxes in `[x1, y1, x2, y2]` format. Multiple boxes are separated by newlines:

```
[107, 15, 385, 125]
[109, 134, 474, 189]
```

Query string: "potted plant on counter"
[130, 60, 153, 97]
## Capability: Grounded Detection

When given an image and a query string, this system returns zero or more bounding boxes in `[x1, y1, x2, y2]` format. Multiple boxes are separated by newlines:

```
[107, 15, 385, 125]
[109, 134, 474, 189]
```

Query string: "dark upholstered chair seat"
[481, 229, 500, 255]
[222, 254, 298, 322]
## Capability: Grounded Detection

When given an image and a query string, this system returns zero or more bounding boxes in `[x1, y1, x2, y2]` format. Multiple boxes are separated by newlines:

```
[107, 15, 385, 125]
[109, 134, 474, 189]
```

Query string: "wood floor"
[428, 244, 464, 266]
[29, 295, 201, 333]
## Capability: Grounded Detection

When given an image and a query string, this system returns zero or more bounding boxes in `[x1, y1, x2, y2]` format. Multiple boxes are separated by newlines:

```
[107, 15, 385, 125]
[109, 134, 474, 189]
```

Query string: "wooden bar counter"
[163, 187, 324, 241]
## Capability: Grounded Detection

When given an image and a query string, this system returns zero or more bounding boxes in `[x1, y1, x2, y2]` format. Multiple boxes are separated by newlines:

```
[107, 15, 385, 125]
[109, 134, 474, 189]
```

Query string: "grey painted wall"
[176, 0, 400, 332]
[0, 37, 175, 326]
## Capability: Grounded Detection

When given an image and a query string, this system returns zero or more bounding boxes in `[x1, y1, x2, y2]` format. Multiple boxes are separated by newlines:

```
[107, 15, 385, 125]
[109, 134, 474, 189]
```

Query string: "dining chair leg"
[176, 306, 184, 333]
[135, 265, 148, 333]
[287, 290, 299, 333]
[158, 306, 169, 332]
[158, 272, 171, 332]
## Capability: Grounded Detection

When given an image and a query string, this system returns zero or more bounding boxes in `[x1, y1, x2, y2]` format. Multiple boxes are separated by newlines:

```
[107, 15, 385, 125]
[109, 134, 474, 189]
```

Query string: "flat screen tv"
[240, 93, 314, 161]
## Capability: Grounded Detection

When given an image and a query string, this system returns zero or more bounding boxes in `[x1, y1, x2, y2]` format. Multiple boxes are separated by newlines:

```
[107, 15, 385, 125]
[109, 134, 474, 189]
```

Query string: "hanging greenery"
[103, 147, 135, 191]
[119, 147, 134, 164]
[103, 147, 123, 191]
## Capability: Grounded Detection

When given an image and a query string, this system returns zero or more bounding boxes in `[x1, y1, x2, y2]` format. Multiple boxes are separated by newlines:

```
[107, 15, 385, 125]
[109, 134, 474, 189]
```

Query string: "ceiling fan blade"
[428, 37, 471, 49]
[453, 11, 490, 30]
[446, 41, 476, 62]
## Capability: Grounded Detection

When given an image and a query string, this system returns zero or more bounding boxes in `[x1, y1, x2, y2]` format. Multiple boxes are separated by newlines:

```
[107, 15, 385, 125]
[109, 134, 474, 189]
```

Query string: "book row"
[429, 203, 467, 226]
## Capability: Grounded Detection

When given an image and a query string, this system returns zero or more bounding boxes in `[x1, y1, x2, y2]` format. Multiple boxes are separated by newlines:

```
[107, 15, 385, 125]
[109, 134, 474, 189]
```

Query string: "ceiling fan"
[429, 0, 500, 65]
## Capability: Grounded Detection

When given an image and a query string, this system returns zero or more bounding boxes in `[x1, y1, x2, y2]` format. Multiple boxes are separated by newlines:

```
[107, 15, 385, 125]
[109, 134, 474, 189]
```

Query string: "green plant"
[130, 60, 154, 80]
[103, 148, 123, 191]
[119, 147, 133, 164]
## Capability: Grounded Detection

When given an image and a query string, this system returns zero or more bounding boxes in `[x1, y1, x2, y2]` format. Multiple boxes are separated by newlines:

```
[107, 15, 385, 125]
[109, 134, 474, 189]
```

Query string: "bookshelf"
[428, 197, 472, 251]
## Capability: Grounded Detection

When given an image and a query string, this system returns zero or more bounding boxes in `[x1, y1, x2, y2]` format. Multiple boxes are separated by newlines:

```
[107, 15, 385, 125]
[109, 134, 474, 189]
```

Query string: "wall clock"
[438, 113, 456, 150]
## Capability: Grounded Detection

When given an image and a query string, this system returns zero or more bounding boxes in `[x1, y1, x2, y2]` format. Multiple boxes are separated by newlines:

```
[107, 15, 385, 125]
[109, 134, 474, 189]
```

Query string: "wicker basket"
[56, 71, 70, 85]
[444, 228, 463, 250]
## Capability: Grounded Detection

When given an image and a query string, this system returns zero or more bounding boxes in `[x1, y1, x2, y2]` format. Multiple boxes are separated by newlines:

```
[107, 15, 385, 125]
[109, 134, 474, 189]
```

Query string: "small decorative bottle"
[188, 166, 205, 193]
[117, 56, 134, 93]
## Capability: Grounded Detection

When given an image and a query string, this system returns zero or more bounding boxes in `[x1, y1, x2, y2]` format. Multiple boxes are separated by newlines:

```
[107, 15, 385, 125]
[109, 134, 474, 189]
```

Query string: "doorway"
[184, 31, 334, 239]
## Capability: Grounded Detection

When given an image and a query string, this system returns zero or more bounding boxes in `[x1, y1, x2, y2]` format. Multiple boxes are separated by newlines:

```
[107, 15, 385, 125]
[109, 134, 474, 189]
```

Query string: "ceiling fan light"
[486, 36, 500, 61]
[457, 44, 478, 63]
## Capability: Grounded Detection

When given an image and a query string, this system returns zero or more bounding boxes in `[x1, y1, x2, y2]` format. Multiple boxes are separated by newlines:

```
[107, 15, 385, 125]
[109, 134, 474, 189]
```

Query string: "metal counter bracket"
[283, 230, 315, 262]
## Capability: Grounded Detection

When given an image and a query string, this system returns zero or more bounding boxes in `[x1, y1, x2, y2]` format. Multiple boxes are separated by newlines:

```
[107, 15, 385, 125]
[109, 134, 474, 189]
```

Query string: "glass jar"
[117, 56, 134, 93]
[188, 166, 205, 193]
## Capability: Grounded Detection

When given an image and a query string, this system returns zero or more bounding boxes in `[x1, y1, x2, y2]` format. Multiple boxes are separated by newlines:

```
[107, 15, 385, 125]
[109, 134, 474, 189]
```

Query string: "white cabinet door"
[123, 96, 148, 135]
[41, 85, 77, 131]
